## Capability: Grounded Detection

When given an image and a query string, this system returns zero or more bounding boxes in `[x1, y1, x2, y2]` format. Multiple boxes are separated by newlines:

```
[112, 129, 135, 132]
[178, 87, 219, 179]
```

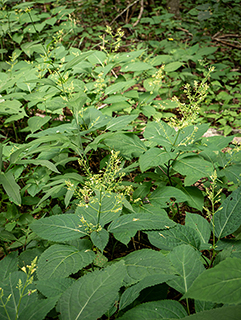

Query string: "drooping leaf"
[214, 186, 241, 239]
[119, 273, 176, 310]
[0, 171, 21, 206]
[57, 261, 126, 320]
[17, 159, 60, 173]
[123, 249, 176, 286]
[147, 224, 201, 251]
[37, 244, 95, 280]
[118, 300, 188, 320]
[30, 214, 88, 242]
[183, 257, 241, 304]
[167, 244, 205, 294]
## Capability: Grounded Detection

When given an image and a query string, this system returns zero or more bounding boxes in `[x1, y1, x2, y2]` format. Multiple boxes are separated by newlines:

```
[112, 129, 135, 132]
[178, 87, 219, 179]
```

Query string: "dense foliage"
[0, 0, 241, 319]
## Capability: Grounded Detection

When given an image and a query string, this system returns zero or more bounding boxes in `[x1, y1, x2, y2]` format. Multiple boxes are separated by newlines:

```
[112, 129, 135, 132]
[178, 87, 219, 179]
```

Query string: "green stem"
[0, 297, 11, 320]
[186, 298, 190, 315]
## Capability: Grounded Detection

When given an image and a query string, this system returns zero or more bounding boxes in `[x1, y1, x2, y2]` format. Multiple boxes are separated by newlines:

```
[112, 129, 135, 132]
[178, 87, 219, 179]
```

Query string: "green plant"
[1, 1, 241, 319]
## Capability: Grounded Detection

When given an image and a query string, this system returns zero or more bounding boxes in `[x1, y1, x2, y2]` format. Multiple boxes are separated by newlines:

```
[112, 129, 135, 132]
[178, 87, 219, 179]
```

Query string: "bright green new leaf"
[30, 214, 88, 241]
[183, 257, 241, 304]
[167, 244, 205, 294]
[118, 300, 188, 320]
[57, 261, 126, 320]
[180, 187, 204, 211]
[37, 244, 95, 280]
[106, 114, 137, 131]
[214, 186, 241, 239]
[0, 171, 21, 206]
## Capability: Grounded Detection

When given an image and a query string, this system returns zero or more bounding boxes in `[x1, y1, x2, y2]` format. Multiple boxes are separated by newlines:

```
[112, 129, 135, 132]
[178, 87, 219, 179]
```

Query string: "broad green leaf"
[118, 300, 187, 320]
[194, 300, 215, 313]
[201, 135, 234, 151]
[179, 305, 241, 320]
[144, 121, 177, 148]
[87, 51, 106, 65]
[123, 249, 175, 286]
[119, 273, 176, 310]
[0, 171, 21, 206]
[149, 186, 189, 208]
[175, 124, 209, 146]
[164, 61, 183, 72]
[214, 186, 241, 239]
[90, 228, 109, 252]
[167, 244, 205, 294]
[220, 165, 241, 186]
[37, 244, 95, 280]
[121, 62, 154, 72]
[75, 192, 122, 227]
[106, 114, 137, 131]
[173, 156, 213, 186]
[57, 261, 126, 320]
[139, 148, 175, 172]
[27, 115, 51, 133]
[0, 251, 18, 282]
[64, 51, 93, 71]
[0, 100, 22, 115]
[104, 133, 146, 159]
[147, 224, 201, 250]
[183, 257, 241, 304]
[36, 278, 75, 298]
[108, 213, 175, 245]
[18, 297, 58, 320]
[180, 186, 204, 211]
[0, 271, 37, 320]
[105, 80, 136, 95]
[216, 239, 241, 259]
[30, 214, 88, 241]
[185, 212, 211, 249]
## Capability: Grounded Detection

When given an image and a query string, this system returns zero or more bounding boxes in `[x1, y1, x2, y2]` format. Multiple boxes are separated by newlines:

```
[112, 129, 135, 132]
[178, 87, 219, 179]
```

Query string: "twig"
[176, 26, 193, 37]
[213, 38, 241, 49]
[133, 0, 144, 27]
[110, 0, 140, 25]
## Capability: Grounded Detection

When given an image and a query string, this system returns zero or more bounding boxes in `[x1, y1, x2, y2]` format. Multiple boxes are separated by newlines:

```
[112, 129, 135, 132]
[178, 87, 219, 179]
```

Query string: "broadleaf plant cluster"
[0, 0, 241, 319]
